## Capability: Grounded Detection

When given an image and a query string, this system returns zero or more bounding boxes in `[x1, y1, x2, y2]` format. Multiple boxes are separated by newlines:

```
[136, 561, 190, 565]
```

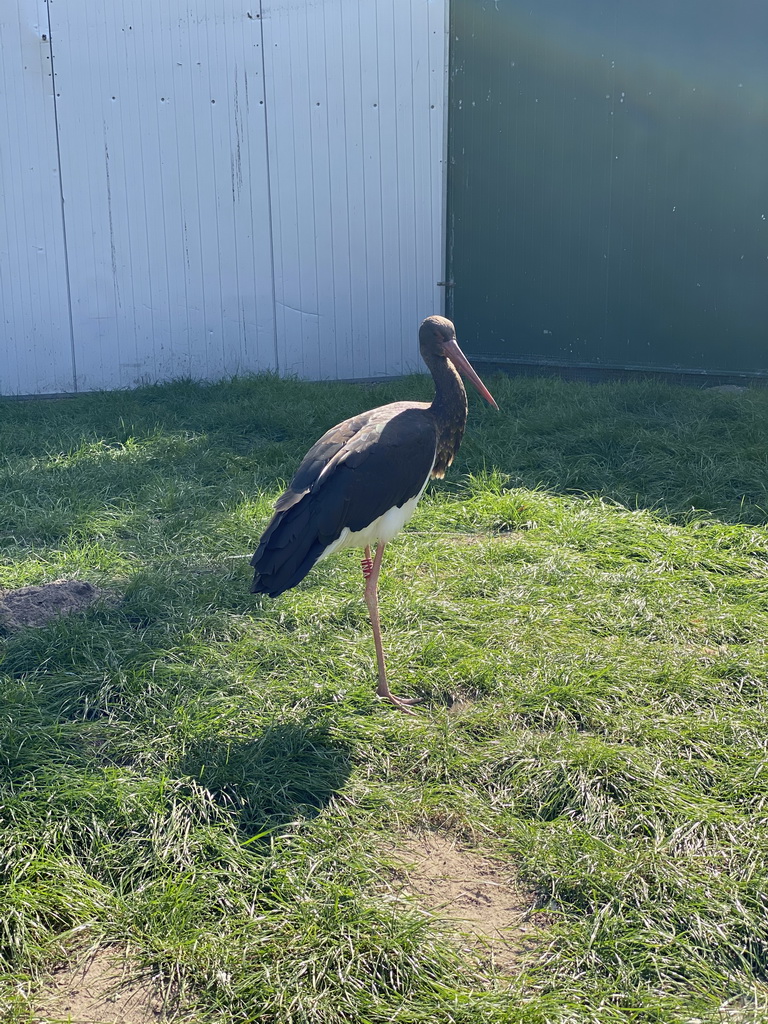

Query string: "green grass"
[1, 373, 768, 1022]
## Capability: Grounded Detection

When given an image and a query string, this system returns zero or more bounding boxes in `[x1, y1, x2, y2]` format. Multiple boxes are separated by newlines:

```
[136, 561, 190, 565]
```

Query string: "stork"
[250, 316, 498, 712]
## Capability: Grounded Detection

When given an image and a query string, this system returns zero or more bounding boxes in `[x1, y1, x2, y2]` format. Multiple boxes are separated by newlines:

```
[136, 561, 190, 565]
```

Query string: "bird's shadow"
[176, 719, 353, 839]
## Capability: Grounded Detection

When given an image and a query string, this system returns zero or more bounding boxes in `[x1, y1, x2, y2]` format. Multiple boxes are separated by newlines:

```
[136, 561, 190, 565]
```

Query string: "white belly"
[319, 482, 429, 561]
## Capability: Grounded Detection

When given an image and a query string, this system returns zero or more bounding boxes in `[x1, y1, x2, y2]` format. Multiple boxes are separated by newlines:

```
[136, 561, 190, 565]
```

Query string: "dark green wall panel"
[448, 1, 768, 374]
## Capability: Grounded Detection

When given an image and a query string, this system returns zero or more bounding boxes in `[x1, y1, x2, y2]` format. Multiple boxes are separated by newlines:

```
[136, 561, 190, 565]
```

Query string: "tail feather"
[250, 499, 330, 597]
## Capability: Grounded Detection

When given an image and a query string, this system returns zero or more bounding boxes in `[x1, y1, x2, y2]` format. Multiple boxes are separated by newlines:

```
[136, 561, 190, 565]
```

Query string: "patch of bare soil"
[0, 580, 111, 632]
[389, 832, 543, 973]
[34, 948, 171, 1024]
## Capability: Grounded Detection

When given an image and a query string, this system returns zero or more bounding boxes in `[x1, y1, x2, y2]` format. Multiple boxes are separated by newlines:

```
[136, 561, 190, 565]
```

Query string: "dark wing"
[272, 409, 377, 514]
[251, 403, 436, 597]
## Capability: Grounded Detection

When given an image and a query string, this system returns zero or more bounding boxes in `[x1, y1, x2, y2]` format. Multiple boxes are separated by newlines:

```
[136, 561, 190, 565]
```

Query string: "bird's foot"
[376, 687, 423, 715]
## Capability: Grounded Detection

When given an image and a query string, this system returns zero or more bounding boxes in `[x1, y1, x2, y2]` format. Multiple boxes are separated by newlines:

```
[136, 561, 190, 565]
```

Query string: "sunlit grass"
[1, 373, 768, 1022]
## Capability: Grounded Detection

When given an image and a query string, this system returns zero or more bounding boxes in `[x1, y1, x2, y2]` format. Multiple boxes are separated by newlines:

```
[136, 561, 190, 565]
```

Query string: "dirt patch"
[389, 832, 542, 973]
[33, 947, 171, 1024]
[0, 579, 111, 632]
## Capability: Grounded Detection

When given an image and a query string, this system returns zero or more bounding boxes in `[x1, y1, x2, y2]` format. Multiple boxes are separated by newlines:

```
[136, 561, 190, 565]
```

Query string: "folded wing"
[251, 403, 437, 597]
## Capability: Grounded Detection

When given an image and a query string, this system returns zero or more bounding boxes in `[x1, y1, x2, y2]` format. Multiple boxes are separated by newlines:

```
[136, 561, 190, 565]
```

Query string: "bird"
[250, 315, 498, 712]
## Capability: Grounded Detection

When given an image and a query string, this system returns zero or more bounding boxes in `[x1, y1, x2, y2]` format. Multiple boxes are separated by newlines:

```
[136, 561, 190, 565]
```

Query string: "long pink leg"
[361, 544, 421, 713]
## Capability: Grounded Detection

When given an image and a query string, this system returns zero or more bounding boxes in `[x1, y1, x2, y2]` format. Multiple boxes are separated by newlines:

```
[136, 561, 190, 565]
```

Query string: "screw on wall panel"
[41, 33, 47, 41]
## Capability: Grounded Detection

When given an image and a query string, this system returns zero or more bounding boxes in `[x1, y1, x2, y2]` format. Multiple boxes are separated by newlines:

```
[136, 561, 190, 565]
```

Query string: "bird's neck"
[426, 354, 468, 479]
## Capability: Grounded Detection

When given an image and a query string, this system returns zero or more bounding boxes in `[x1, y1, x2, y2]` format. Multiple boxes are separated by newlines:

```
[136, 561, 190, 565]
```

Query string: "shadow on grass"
[0, 595, 352, 841]
[176, 721, 353, 837]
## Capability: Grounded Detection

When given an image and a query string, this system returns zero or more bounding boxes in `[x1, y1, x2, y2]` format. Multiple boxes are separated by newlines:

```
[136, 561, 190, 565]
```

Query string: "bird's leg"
[362, 544, 421, 713]
[361, 547, 374, 579]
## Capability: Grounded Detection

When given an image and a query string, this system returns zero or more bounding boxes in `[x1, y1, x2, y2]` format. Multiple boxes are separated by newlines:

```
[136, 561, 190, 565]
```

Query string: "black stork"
[250, 315, 498, 712]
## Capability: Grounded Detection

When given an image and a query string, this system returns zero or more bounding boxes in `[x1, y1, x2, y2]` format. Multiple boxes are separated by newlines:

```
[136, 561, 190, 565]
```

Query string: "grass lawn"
[1, 372, 768, 1022]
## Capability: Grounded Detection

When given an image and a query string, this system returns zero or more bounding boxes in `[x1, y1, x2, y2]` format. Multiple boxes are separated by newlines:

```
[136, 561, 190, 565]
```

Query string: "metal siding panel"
[359, 1, 387, 377]
[319, 0, 354, 380]
[305, 2, 340, 379]
[337, 0, 372, 379]
[376, 0, 404, 374]
[449, 0, 768, 374]
[426, 0, 448, 331]
[47, 0, 275, 391]
[262, 0, 447, 380]
[0, 3, 74, 395]
[423, 0, 448, 335]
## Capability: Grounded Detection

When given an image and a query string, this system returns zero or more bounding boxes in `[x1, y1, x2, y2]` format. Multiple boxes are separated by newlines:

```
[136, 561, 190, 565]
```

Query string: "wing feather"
[251, 404, 436, 596]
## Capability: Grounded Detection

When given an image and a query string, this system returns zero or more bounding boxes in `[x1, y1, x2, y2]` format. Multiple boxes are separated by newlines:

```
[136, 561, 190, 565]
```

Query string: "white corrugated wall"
[0, 1, 74, 394]
[0, 0, 447, 396]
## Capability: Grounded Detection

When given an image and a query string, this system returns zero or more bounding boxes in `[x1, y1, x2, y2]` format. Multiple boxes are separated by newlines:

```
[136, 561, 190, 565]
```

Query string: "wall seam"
[257, 0, 280, 373]
[45, 0, 78, 391]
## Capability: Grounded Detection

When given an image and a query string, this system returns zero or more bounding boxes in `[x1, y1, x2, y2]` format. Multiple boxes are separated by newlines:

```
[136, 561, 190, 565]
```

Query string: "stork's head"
[419, 315, 499, 410]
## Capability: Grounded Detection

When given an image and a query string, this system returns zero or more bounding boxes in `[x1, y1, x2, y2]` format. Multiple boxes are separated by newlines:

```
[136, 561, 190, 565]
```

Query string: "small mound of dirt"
[34, 948, 170, 1023]
[0, 579, 108, 632]
[389, 832, 543, 973]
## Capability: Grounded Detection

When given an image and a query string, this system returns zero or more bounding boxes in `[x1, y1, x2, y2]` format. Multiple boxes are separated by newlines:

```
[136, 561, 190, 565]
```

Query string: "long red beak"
[443, 338, 499, 410]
